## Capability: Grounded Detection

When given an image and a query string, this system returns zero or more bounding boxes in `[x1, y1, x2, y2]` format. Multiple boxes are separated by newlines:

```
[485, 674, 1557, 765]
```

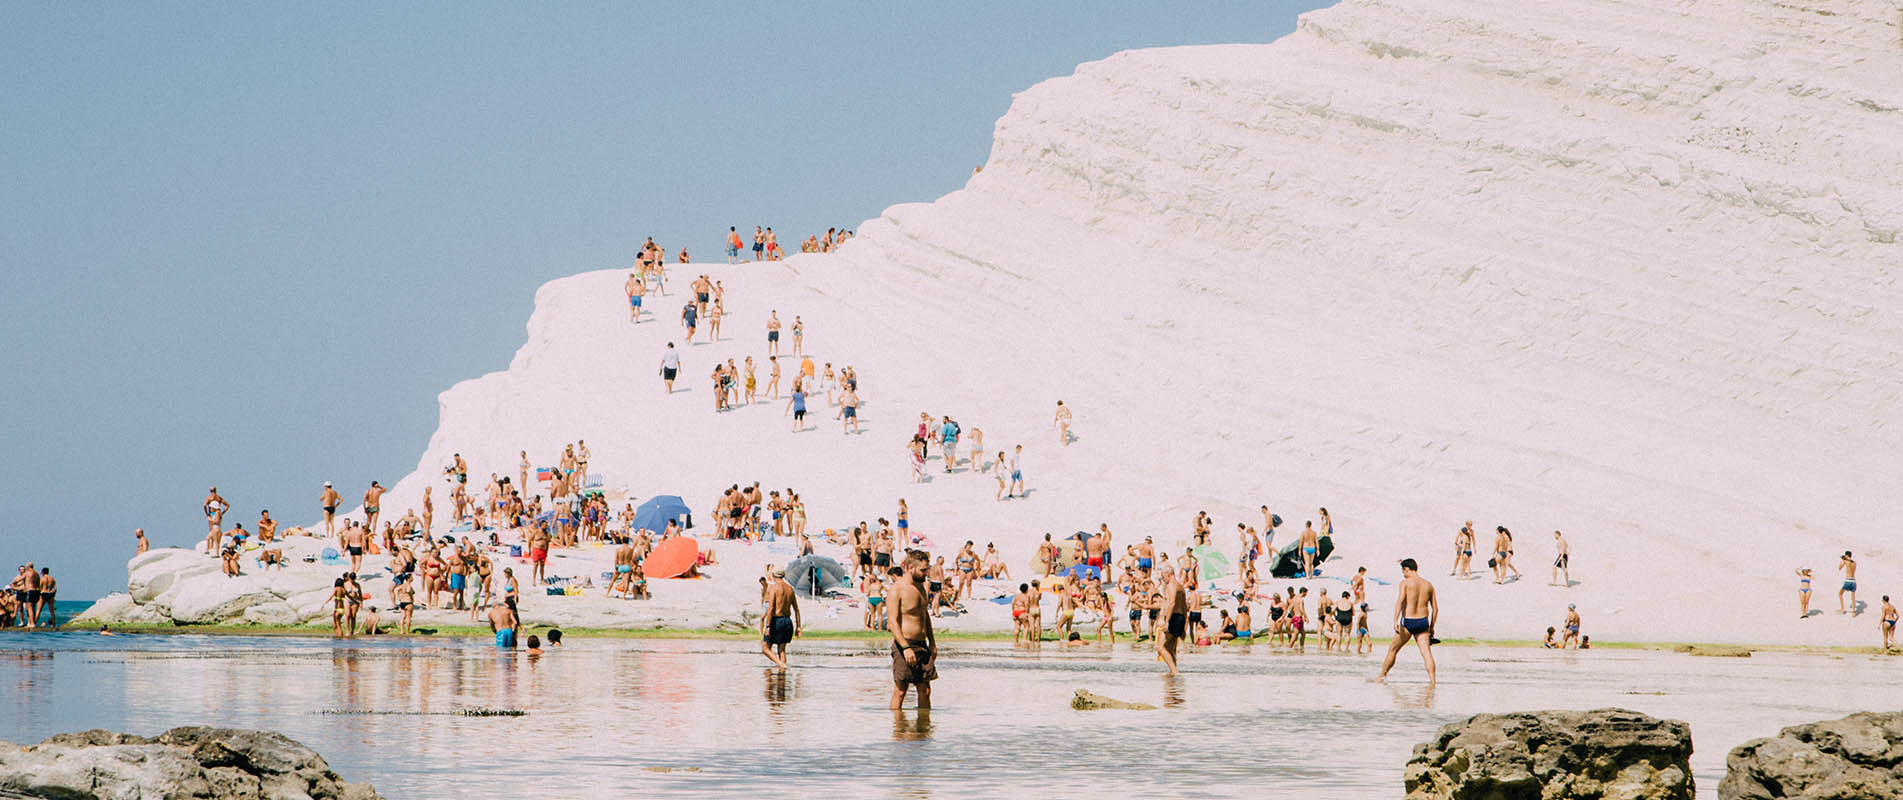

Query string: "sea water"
[1, 632, 1895, 798]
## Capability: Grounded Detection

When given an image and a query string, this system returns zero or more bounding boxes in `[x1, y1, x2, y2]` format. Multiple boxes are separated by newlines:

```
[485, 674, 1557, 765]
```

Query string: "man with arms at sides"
[1375, 558, 1438, 684]
[760, 567, 802, 667]
[888, 551, 938, 710]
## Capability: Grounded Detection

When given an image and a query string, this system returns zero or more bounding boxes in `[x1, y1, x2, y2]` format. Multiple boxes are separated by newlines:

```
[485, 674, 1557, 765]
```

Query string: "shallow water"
[1, 632, 1895, 798]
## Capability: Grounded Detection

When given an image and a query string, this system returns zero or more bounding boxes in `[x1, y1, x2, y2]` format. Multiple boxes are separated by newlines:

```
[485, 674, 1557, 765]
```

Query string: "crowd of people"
[4, 565, 57, 629]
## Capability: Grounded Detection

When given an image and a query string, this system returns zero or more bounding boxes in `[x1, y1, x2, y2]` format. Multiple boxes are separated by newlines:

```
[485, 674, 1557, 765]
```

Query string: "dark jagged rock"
[1406, 708, 1694, 799]
[1719, 711, 1903, 800]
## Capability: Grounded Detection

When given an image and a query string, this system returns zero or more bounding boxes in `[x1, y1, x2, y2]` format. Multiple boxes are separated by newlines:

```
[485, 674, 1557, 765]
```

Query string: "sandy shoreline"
[29, 620, 1901, 658]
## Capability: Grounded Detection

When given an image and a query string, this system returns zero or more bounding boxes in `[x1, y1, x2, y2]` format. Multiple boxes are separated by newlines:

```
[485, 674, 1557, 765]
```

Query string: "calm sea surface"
[1, 632, 1895, 798]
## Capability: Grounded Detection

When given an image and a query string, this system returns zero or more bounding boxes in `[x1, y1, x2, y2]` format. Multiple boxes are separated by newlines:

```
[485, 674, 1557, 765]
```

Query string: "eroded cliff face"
[343, 0, 1903, 643]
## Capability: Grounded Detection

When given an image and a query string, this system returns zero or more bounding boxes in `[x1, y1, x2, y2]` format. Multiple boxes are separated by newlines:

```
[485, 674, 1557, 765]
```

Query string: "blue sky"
[0, 2, 1321, 599]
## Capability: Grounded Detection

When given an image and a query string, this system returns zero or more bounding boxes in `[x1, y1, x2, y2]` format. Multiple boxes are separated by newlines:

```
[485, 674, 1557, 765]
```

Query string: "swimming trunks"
[1188, 611, 1202, 625]
[531, 548, 548, 564]
[449, 574, 466, 592]
[1844, 580, 1858, 591]
[663, 367, 677, 381]
[874, 552, 890, 567]
[765, 615, 795, 645]
[1136, 558, 1153, 571]
[768, 331, 779, 341]
[1127, 609, 1140, 621]
[928, 581, 942, 593]
[858, 551, 872, 566]
[1555, 554, 1569, 568]
[323, 505, 337, 514]
[348, 546, 363, 556]
[1566, 623, 1580, 633]
[844, 407, 857, 419]
[1402, 617, 1431, 635]
[366, 506, 379, 514]
[1236, 629, 1251, 638]
[890, 641, 937, 685]
[897, 519, 908, 529]
[495, 628, 516, 648]
[696, 292, 709, 303]
[1292, 615, 1306, 631]
[617, 564, 632, 573]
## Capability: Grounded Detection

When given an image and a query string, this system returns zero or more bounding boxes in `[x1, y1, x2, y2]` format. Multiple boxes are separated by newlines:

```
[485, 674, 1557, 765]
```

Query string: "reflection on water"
[0, 633, 1897, 799]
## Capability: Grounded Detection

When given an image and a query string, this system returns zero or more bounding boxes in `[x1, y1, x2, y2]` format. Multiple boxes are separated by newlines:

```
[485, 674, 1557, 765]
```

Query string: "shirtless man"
[837, 387, 861, 434]
[888, 550, 938, 709]
[529, 525, 552, 586]
[791, 315, 804, 356]
[1156, 573, 1188, 674]
[626, 272, 647, 323]
[320, 482, 341, 537]
[1053, 400, 1073, 445]
[363, 481, 386, 530]
[488, 600, 519, 649]
[1055, 582, 1078, 640]
[760, 567, 802, 667]
[1086, 525, 1112, 583]
[1012, 583, 1036, 644]
[1839, 551, 1859, 614]
[691, 274, 712, 318]
[1025, 579, 1044, 644]
[257, 510, 278, 543]
[135, 528, 149, 555]
[766, 311, 782, 356]
[422, 486, 434, 534]
[1562, 603, 1581, 649]
[1375, 558, 1439, 683]
[609, 539, 636, 598]
[1880, 594, 1895, 651]
[445, 545, 467, 610]
[1551, 530, 1572, 587]
[341, 522, 368, 574]
[1299, 521, 1321, 578]
[1134, 537, 1155, 577]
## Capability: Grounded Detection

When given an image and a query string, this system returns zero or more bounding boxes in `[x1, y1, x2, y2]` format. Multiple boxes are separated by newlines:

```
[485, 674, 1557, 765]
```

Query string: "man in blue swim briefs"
[1375, 558, 1438, 684]
[1882, 596, 1897, 650]
[487, 601, 517, 649]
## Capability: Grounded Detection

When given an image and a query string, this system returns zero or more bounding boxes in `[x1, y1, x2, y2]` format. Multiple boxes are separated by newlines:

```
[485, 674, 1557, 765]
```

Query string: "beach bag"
[1487, 557, 1497, 568]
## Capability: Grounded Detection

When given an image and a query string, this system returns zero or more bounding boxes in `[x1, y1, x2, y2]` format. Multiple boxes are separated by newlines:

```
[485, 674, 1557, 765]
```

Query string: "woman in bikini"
[1797, 567, 1814, 618]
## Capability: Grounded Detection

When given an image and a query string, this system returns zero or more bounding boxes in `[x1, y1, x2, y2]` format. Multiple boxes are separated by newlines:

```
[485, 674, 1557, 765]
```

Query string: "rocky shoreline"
[0, 726, 380, 800]
[1405, 708, 1903, 799]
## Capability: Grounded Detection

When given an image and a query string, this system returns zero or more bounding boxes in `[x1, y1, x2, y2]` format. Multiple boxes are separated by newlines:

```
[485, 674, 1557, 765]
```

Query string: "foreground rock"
[1406, 709, 1693, 799]
[1719, 711, 1903, 799]
[0, 726, 381, 799]
[1071, 689, 1156, 711]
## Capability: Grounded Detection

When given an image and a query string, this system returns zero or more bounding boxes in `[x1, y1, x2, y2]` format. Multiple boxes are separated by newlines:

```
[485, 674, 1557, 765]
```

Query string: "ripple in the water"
[0, 633, 1895, 799]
